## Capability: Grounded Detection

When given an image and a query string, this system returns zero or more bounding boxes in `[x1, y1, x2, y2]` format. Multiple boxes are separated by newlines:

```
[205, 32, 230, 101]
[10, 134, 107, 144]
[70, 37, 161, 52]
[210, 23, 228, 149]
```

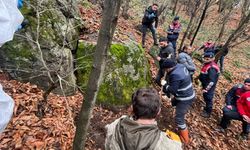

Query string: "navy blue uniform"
[163, 64, 195, 129]
[199, 61, 220, 114]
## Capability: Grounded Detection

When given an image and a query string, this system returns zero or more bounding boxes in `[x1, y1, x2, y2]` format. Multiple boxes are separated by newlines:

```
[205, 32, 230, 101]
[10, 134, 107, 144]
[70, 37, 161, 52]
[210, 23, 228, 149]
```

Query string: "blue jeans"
[220, 106, 250, 134]
[141, 24, 157, 46]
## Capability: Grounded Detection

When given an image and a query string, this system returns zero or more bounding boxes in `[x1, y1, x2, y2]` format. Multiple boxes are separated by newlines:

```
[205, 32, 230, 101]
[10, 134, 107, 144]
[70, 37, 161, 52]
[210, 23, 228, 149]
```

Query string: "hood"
[147, 6, 157, 14]
[115, 117, 161, 150]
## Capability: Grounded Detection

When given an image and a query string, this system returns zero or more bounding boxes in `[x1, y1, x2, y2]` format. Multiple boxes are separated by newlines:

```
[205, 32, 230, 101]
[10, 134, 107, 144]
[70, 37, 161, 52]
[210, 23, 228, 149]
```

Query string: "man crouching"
[105, 88, 182, 150]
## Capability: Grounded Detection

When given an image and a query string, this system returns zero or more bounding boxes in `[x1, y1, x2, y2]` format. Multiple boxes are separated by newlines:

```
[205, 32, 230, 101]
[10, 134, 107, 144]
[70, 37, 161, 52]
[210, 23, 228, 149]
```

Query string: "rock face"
[77, 41, 151, 106]
[0, 0, 82, 95]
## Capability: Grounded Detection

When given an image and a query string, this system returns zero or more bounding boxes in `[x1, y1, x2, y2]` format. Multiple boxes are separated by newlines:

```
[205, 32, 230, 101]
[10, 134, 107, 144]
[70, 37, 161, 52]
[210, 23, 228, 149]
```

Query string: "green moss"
[3, 40, 34, 64]
[76, 41, 151, 106]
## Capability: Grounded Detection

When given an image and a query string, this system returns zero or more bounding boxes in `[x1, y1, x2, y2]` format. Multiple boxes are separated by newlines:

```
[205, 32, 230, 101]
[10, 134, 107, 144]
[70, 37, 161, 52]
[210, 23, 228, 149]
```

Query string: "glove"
[166, 130, 181, 142]
[161, 80, 167, 86]
[148, 13, 155, 19]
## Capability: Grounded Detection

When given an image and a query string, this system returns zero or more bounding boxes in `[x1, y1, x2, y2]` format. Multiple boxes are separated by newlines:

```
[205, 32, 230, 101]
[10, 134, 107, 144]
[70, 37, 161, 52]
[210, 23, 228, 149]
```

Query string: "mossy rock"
[76, 41, 151, 106]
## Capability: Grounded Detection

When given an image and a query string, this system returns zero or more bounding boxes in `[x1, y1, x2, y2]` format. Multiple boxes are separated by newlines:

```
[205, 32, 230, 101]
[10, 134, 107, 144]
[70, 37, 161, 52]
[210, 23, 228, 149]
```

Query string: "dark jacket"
[142, 6, 158, 28]
[159, 45, 175, 60]
[158, 45, 175, 69]
[225, 84, 247, 106]
[163, 64, 195, 101]
[199, 61, 220, 90]
[215, 45, 229, 56]
[167, 22, 181, 41]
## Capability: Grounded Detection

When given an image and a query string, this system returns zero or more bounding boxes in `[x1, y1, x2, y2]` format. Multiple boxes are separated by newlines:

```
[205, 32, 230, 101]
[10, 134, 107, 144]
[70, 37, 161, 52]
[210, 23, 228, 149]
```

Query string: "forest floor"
[0, 3, 250, 150]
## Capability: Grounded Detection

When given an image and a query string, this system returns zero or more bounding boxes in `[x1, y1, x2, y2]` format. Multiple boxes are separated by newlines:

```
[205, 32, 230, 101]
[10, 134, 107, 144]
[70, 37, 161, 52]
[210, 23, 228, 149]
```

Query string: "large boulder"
[0, 0, 83, 95]
[77, 41, 151, 106]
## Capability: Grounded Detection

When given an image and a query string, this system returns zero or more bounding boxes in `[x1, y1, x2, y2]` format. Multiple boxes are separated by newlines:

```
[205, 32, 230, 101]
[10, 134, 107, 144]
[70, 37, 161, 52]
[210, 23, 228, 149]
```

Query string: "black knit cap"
[244, 78, 250, 83]
[174, 16, 179, 21]
[159, 37, 168, 43]
[161, 59, 176, 68]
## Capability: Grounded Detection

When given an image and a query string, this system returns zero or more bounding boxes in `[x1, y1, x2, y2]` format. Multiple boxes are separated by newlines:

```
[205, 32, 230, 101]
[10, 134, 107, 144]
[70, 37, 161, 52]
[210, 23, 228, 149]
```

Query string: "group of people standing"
[105, 3, 249, 149]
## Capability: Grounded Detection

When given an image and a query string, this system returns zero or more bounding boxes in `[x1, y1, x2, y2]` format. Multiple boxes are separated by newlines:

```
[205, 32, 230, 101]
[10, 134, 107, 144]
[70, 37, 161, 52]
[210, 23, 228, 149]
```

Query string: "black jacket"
[199, 61, 220, 90]
[142, 6, 158, 28]
[225, 84, 247, 106]
[158, 45, 175, 60]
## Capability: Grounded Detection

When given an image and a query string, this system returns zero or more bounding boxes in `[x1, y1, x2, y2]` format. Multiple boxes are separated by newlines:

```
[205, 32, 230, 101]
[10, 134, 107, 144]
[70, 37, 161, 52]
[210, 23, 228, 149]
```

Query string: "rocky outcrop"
[0, 0, 83, 95]
[77, 41, 151, 106]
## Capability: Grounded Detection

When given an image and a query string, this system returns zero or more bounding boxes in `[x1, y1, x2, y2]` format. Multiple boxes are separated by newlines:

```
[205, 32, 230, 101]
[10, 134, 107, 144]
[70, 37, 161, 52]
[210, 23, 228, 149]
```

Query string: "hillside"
[0, 1, 250, 150]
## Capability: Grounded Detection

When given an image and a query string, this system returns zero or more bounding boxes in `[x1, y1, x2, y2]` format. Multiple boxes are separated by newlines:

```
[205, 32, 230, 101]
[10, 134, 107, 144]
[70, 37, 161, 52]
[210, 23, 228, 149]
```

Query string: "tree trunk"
[72, 0, 122, 149]
[172, 0, 179, 16]
[218, 0, 224, 13]
[190, 0, 211, 46]
[121, 0, 130, 19]
[179, 0, 200, 50]
[216, 10, 232, 43]
[215, 12, 250, 62]
[179, 13, 195, 51]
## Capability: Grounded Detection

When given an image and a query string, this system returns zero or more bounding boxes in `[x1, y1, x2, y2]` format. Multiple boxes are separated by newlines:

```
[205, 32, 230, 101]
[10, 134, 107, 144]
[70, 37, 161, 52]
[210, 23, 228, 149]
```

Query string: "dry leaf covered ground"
[1, 4, 250, 150]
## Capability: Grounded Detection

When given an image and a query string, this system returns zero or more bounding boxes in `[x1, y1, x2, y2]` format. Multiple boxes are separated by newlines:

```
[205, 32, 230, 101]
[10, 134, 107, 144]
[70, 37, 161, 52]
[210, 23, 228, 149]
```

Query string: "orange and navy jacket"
[225, 84, 247, 106]
[199, 61, 220, 90]
[237, 91, 250, 118]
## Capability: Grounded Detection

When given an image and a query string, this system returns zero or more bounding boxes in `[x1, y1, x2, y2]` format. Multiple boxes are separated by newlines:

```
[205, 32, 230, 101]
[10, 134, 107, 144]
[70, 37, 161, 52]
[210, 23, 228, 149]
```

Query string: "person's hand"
[242, 115, 250, 123]
[161, 80, 167, 86]
[226, 105, 233, 110]
[202, 89, 207, 93]
[148, 13, 155, 18]
[156, 56, 161, 61]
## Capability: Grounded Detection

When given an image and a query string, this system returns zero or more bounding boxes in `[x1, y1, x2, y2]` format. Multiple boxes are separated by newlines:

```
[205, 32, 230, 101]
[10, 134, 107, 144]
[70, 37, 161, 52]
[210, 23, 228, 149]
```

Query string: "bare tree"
[73, 0, 122, 149]
[179, 0, 201, 50]
[190, 0, 212, 46]
[172, 0, 179, 15]
[215, 7, 250, 61]
[121, 0, 130, 19]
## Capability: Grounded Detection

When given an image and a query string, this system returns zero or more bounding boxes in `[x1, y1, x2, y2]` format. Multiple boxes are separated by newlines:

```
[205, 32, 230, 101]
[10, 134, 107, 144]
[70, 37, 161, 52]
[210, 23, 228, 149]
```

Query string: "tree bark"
[121, 0, 130, 19]
[179, 0, 200, 51]
[190, 0, 211, 46]
[72, 0, 122, 149]
[172, 0, 179, 16]
[215, 12, 250, 62]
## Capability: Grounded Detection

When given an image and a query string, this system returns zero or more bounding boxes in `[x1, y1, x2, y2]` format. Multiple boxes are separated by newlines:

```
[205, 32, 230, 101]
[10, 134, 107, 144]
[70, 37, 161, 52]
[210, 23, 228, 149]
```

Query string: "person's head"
[132, 88, 161, 120]
[182, 45, 192, 54]
[203, 52, 214, 63]
[173, 16, 180, 25]
[161, 59, 177, 72]
[207, 39, 213, 44]
[152, 3, 158, 11]
[159, 37, 169, 48]
[243, 78, 250, 91]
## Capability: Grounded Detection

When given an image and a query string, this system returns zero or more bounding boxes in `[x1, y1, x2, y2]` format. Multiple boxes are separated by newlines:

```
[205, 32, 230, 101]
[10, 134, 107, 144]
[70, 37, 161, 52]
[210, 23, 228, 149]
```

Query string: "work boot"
[179, 128, 189, 144]
[201, 110, 210, 118]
